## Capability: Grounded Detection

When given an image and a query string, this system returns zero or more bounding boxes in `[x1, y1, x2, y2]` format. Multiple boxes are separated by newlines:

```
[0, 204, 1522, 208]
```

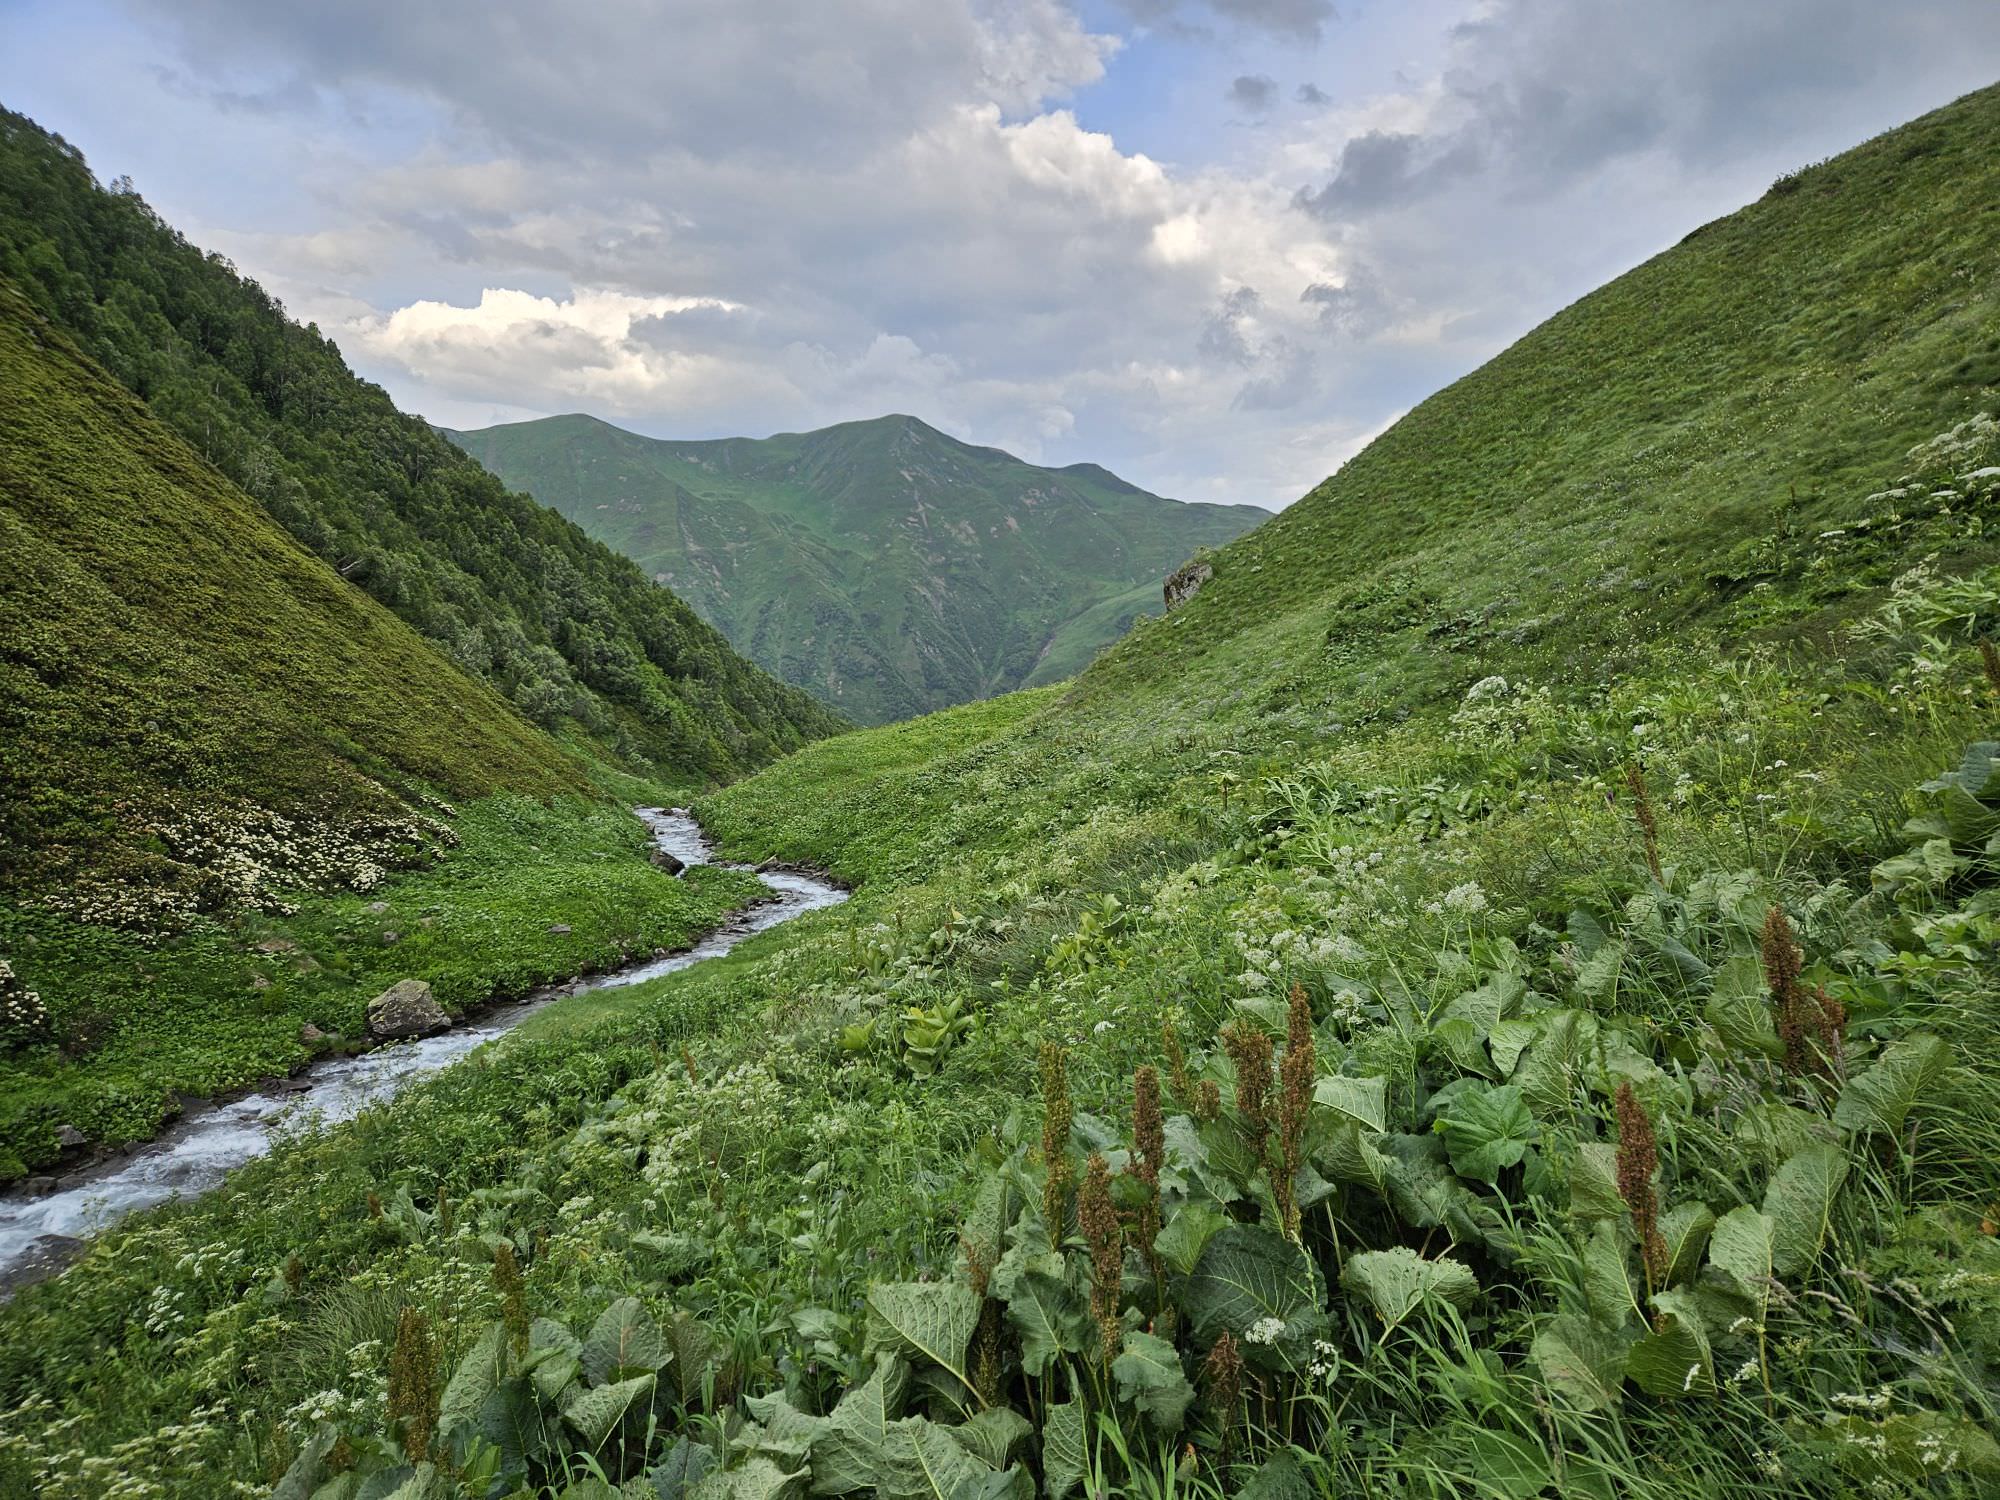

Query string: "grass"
[0, 796, 762, 1176]
[3, 79, 2000, 1500]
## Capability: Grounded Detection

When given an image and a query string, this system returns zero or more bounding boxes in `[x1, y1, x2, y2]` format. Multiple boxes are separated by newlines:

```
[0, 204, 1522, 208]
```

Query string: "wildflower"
[1162, 1016, 1192, 1104]
[1220, 1020, 1273, 1156]
[1275, 985, 1315, 1242]
[1762, 906, 1841, 1079]
[1040, 1042, 1074, 1234]
[1194, 1079, 1222, 1124]
[492, 1243, 530, 1359]
[1624, 763, 1664, 882]
[1615, 1081, 1669, 1292]
[1079, 1153, 1124, 1362]
[1204, 1332, 1245, 1460]
[387, 1307, 438, 1464]
[1244, 1316, 1286, 1345]
[1129, 1066, 1166, 1284]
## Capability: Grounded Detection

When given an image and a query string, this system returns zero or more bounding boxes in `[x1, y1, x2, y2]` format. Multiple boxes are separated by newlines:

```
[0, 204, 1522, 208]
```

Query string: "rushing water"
[0, 809, 846, 1289]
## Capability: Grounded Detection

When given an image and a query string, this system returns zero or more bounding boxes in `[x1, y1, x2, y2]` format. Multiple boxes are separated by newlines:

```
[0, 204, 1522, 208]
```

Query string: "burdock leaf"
[1110, 1331, 1195, 1434]
[865, 1283, 980, 1395]
[1566, 1142, 1626, 1221]
[1000, 1269, 1088, 1377]
[1624, 1289, 1713, 1397]
[947, 1408, 1033, 1470]
[1530, 1314, 1631, 1411]
[1763, 1142, 1848, 1277]
[687, 1456, 808, 1500]
[876, 1417, 1025, 1500]
[564, 1373, 655, 1450]
[1709, 1207, 1776, 1308]
[1582, 1221, 1641, 1330]
[1833, 1033, 1949, 1137]
[1435, 1083, 1536, 1183]
[1658, 1201, 1715, 1288]
[1184, 1225, 1330, 1368]
[811, 1355, 908, 1495]
[1312, 1074, 1388, 1133]
[1041, 1403, 1085, 1500]
[1340, 1246, 1479, 1329]
[581, 1298, 666, 1385]
[1153, 1202, 1230, 1278]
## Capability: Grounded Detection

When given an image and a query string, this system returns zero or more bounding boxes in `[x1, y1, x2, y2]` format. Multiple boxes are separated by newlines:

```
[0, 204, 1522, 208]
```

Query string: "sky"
[2, 2, 1997, 510]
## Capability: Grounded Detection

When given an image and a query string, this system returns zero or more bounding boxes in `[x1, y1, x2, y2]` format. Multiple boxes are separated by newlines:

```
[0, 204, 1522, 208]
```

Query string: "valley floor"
[3, 533, 1999, 1498]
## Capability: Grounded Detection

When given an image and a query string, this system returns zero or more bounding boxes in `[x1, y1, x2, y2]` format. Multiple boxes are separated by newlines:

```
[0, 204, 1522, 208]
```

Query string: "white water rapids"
[0, 809, 846, 1289]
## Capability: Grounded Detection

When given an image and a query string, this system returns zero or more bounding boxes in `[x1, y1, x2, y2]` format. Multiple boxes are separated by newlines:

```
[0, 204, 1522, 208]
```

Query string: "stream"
[0, 808, 846, 1290]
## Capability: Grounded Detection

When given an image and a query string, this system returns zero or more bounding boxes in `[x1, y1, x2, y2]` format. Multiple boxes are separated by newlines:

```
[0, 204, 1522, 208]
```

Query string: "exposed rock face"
[651, 848, 686, 876]
[53, 1124, 86, 1150]
[366, 979, 450, 1040]
[1164, 558, 1214, 611]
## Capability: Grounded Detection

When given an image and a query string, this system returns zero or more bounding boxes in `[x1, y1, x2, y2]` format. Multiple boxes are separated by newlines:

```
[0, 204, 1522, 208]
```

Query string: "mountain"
[444, 412, 1266, 724]
[0, 108, 845, 779]
[10, 82, 2000, 1500]
[0, 283, 579, 903]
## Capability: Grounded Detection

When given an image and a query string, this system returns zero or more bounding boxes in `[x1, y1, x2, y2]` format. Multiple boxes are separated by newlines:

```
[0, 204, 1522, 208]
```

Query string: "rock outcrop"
[1164, 557, 1214, 611]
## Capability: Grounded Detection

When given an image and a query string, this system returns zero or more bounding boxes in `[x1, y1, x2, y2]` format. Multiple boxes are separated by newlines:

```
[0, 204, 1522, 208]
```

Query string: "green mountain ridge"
[0, 108, 844, 780]
[444, 410, 1266, 724]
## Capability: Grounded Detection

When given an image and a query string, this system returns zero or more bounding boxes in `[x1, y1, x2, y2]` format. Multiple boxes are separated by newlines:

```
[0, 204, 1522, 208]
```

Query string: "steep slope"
[445, 412, 1265, 723]
[0, 283, 576, 908]
[9, 84, 2000, 1500]
[0, 107, 845, 778]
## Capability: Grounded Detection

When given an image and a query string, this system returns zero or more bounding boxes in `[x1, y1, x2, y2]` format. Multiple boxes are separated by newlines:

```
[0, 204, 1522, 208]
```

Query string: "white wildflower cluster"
[1447, 675, 1558, 749]
[1829, 1386, 1894, 1413]
[29, 798, 458, 935]
[1905, 410, 1998, 478]
[1243, 1316, 1286, 1346]
[1308, 1339, 1337, 1381]
[0, 1394, 233, 1500]
[1229, 881, 1350, 996]
[604, 1059, 793, 1195]
[1423, 881, 1489, 919]
[0, 956, 50, 1048]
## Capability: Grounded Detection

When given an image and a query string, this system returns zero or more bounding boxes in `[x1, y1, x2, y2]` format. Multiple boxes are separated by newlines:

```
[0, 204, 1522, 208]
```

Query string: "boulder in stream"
[650, 848, 686, 875]
[366, 979, 449, 1040]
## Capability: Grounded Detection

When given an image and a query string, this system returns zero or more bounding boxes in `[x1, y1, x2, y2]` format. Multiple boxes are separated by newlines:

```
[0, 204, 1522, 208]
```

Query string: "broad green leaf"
[1000, 1269, 1088, 1377]
[438, 1323, 507, 1442]
[551, 1479, 619, 1500]
[1515, 1010, 1600, 1115]
[865, 1282, 981, 1396]
[1110, 1331, 1195, 1434]
[742, 1392, 827, 1468]
[687, 1456, 807, 1500]
[1435, 1083, 1536, 1183]
[1314, 1121, 1390, 1194]
[876, 1417, 1025, 1500]
[1833, 1033, 1949, 1137]
[1236, 1450, 1311, 1500]
[272, 1424, 338, 1500]
[1658, 1201, 1715, 1288]
[946, 1408, 1032, 1469]
[1377, 1134, 1464, 1229]
[1340, 1246, 1479, 1329]
[1582, 1221, 1640, 1330]
[582, 1298, 667, 1385]
[566, 1373, 655, 1450]
[663, 1313, 719, 1409]
[1764, 1142, 1849, 1277]
[1312, 1074, 1389, 1132]
[1462, 1429, 1554, 1500]
[530, 1317, 585, 1401]
[1153, 1202, 1230, 1278]
[1709, 1207, 1776, 1308]
[1530, 1314, 1630, 1411]
[1489, 1018, 1539, 1077]
[959, 1172, 1024, 1275]
[1433, 1016, 1495, 1077]
[1574, 939, 1625, 1001]
[1624, 1289, 1712, 1397]
[649, 1438, 718, 1500]
[1040, 1402, 1085, 1500]
[811, 1355, 909, 1496]
[1184, 1225, 1330, 1369]
[1566, 1143, 1626, 1221]
[480, 1376, 564, 1477]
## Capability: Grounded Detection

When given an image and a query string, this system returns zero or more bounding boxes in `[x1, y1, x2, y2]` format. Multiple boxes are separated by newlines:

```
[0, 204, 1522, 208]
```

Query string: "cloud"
[1228, 74, 1278, 114]
[1296, 82, 1330, 106]
[1112, 0, 1339, 43]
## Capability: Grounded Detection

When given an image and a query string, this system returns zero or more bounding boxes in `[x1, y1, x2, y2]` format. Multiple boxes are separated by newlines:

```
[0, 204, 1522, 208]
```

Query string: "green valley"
[3, 60, 2000, 1500]
[445, 413, 1265, 724]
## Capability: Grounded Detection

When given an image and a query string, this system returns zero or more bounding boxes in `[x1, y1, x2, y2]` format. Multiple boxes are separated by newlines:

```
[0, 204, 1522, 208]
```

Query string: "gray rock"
[53, 1124, 87, 1150]
[300, 1023, 330, 1046]
[547, 923, 573, 935]
[380, 930, 402, 946]
[650, 848, 686, 876]
[366, 979, 450, 1040]
[22, 1176, 58, 1197]
[364, 900, 391, 916]
[1164, 557, 1214, 611]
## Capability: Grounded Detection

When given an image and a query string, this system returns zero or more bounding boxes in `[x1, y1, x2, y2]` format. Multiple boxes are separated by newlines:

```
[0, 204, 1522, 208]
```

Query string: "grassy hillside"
[6, 84, 2000, 1500]
[0, 284, 761, 1168]
[0, 107, 845, 778]
[447, 413, 1264, 724]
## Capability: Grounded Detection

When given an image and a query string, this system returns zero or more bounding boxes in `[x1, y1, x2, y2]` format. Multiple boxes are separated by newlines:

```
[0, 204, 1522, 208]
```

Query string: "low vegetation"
[3, 78, 2000, 1500]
